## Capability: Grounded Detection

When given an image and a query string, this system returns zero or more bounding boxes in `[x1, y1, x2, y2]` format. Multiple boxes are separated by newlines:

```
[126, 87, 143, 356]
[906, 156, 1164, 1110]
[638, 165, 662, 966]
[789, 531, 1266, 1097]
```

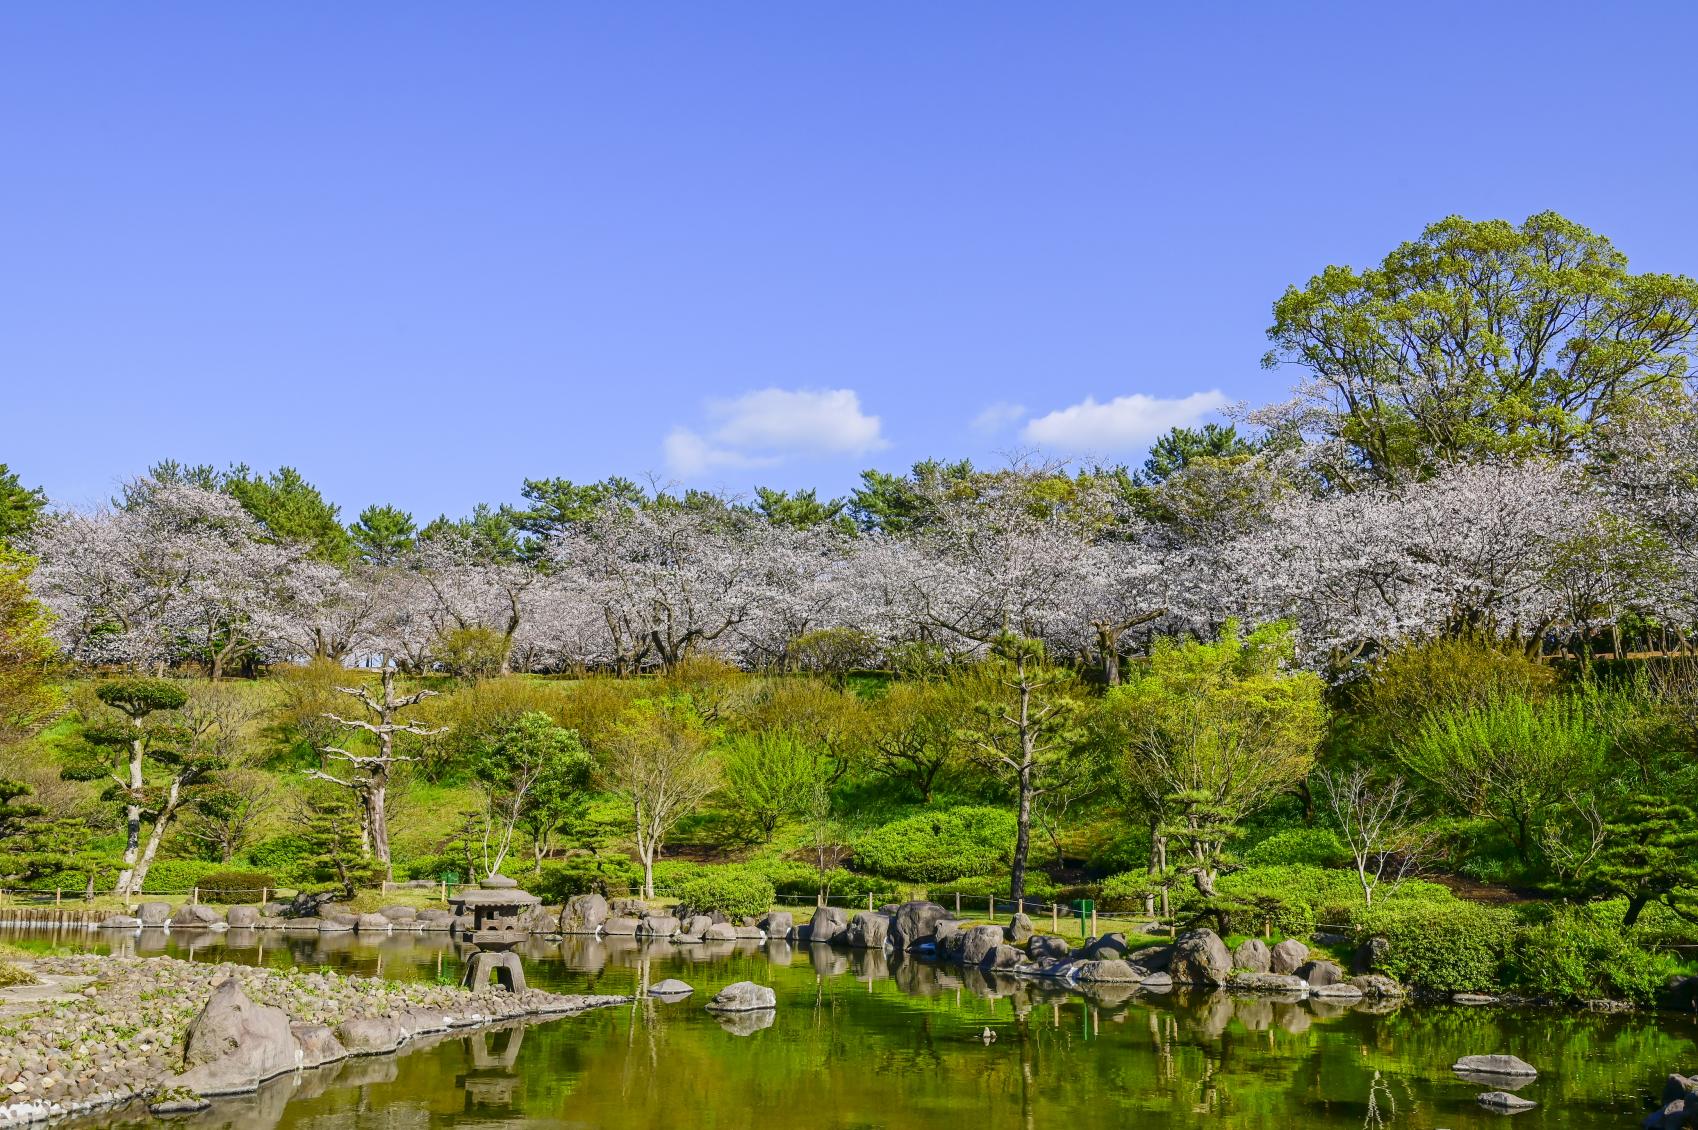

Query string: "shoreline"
[0, 954, 626, 1127]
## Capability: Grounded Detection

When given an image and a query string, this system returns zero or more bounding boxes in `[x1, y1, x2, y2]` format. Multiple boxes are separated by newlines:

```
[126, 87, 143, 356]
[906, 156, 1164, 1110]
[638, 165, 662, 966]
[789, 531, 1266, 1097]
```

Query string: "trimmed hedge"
[535, 854, 644, 902]
[669, 867, 776, 920]
[1240, 828, 1351, 869]
[140, 859, 224, 894]
[193, 869, 278, 903]
[852, 807, 1018, 882]
[1354, 901, 1515, 993]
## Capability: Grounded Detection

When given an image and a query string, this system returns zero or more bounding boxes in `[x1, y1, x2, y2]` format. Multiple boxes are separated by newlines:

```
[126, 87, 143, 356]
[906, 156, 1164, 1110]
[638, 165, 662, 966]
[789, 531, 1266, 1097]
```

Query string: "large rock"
[1349, 974, 1404, 999]
[1170, 929, 1232, 987]
[636, 915, 679, 937]
[1028, 935, 1071, 961]
[1006, 913, 1034, 945]
[650, 979, 693, 997]
[417, 909, 457, 930]
[1232, 937, 1271, 974]
[733, 925, 764, 940]
[174, 978, 298, 1096]
[1477, 1091, 1536, 1112]
[378, 904, 419, 922]
[759, 911, 793, 939]
[1269, 938, 1309, 975]
[986, 944, 1023, 970]
[290, 1022, 347, 1069]
[809, 906, 850, 945]
[1453, 1054, 1538, 1078]
[1353, 935, 1390, 974]
[100, 914, 141, 929]
[602, 916, 641, 936]
[1297, 959, 1343, 987]
[609, 897, 648, 918]
[891, 901, 952, 951]
[845, 912, 892, 949]
[1228, 972, 1308, 994]
[355, 913, 391, 933]
[1087, 932, 1129, 959]
[225, 905, 260, 929]
[704, 981, 777, 1012]
[172, 904, 227, 929]
[960, 924, 1006, 966]
[336, 1016, 405, 1055]
[136, 901, 173, 927]
[1075, 959, 1143, 983]
[703, 922, 738, 941]
[682, 914, 714, 937]
[560, 893, 609, 934]
[1127, 944, 1172, 971]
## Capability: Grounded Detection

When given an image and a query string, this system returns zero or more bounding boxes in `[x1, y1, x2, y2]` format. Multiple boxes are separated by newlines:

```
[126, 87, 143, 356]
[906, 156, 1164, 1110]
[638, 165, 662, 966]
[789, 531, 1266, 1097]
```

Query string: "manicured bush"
[140, 859, 223, 893]
[669, 867, 776, 919]
[245, 835, 318, 883]
[193, 869, 278, 903]
[851, 807, 1018, 882]
[534, 854, 644, 902]
[1354, 901, 1515, 992]
[815, 868, 909, 905]
[928, 872, 1060, 902]
[1509, 905, 1680, 1006]
[1240, 827, 1351, 869]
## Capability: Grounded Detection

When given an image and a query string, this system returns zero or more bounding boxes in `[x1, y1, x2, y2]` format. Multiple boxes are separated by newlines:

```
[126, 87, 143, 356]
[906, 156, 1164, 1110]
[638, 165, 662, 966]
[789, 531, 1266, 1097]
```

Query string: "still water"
[7, 925, 1688, 1129]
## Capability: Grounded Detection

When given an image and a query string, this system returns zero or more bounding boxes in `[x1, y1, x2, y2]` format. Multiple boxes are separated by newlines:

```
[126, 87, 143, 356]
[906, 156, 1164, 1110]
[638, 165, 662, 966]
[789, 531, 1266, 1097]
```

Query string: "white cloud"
[1022, 390, 1228, 451]
[665, 387, 887, 475]
[970, 401, 1026, 435]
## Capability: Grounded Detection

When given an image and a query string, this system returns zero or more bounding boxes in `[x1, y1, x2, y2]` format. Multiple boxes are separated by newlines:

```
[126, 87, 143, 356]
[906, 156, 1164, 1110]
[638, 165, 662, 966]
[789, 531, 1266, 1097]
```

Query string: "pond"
[5, 925, 1688, 1129]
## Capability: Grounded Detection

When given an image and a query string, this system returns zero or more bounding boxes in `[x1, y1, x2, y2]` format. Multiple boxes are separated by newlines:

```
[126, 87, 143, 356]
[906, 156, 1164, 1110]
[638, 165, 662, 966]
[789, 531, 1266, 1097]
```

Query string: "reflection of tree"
[1362, 1069, 1395, 1130]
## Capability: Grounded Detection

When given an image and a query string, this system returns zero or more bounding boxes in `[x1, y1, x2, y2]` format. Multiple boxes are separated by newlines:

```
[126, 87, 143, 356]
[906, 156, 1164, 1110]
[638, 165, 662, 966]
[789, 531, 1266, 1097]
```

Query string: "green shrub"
[851, 807, 1018, 881]
[1085, 829, 1154, 878]
[815, 869, 908, 905]
[669, 867, 776, 919]
[1510, 906, 1680, 1006]
[927, 872, 1060, 902]
[193, 869, 277, 903]
[140, 859, 223, 893]
[245, 835, 317, 882]
[1241, 828, 1351, 869]
[1355, 901, 1515, 992]
[534, 854, 643, 902]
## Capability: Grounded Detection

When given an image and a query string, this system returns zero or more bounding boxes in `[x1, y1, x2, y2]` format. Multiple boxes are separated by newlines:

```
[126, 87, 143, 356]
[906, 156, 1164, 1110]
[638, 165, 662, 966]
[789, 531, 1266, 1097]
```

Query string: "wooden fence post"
[54, 889, 61, 907]
[988, 895, 995, 920]
[1090, 906, 1098, 937]
[191, 887, 199, 906]
[1051, 903, 1058, 933]
[955, 891, 961, 916]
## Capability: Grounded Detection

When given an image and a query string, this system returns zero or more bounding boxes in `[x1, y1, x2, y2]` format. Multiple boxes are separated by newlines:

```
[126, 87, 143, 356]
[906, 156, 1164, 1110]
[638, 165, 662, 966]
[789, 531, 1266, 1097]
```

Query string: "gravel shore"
[0, 954, 625, 1125]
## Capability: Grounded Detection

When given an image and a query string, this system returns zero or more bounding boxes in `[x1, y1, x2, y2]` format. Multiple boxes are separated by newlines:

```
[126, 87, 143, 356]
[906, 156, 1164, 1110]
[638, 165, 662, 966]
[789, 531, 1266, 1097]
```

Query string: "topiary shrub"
[534, 854, 644, 902]
[193, 869, 278, 903]
[1354, 901, 1515, 993]
[669, 867, 776, 920]
[852, 807, 1019, 882]
[1240, 827, 1351, 869]
[140, 859, 223, 894]
[1510, 906, 1679, 1006]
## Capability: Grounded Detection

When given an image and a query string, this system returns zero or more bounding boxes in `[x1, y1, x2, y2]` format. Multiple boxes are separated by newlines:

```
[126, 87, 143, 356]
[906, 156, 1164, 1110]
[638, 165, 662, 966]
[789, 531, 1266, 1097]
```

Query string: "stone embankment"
[0, 954, 625, 1126]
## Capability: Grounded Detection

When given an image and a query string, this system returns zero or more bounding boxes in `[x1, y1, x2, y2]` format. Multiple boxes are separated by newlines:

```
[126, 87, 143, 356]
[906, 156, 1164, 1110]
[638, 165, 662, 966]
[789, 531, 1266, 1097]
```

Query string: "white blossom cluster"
[24, 416, 1698, 679]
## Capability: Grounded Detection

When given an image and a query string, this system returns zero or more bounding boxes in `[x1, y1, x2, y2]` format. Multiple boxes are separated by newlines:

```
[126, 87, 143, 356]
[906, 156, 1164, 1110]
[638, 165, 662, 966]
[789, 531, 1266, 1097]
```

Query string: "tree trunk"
[129, 778, 182, 896]
[1096, 624, 1121, 686]
[1011, 764, 1033, 902]
[1623, 893, 1648, 927]
[367, 780, 393, 881]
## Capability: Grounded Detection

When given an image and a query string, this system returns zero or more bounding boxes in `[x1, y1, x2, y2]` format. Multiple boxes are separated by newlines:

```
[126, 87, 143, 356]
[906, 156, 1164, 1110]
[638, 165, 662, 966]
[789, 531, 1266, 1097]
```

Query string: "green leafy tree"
[220, 465, 353, 563]
[349, 504, 418, 566]
[0, 549, 58, 739]
[1265, 211, 1698, 486]
[718, 730, 827, 842]
[750, 487, 854, 532]
[1579, 794, 1698, 926]
[295, 787, 382, 900]
[848, 459, 976, 533]
[1397, 692, 1610, 867]
[865, 679, 967, 803]
[513, 476, 647, 542]
[469, 711, 590, 877]
[596, 698, 719, 898]
[957, 635, 1088, 901]
[1105, 620, 1325, 897]
[0, 465, 46, 547]
[72, 678, 187, 896]
[1135, 424, 1258, 485]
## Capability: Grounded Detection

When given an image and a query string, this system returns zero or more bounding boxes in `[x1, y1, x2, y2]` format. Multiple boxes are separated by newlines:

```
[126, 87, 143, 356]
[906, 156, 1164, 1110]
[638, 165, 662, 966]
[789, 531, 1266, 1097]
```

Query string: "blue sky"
[5, 2, 1697, 519]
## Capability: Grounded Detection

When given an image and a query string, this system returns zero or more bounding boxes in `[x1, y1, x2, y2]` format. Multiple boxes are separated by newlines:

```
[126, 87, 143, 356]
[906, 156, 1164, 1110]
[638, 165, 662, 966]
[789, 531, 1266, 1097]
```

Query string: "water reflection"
[7, 925, 1693, 1130]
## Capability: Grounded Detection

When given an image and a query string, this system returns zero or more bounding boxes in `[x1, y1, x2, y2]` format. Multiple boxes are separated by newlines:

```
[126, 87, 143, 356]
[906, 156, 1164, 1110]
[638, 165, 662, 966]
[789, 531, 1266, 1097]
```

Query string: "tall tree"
[596, 698, 718, 898]
[1106, 620, 1325, 897]
[307, 666, 445, 879]
[1135, 424, 1258, 485]
[220, 465, 353, 563]
[74, 678, 187, 896]
[0, 549, 58, 739]
[0, 465, 46, 547]
[349, 505, 418, 566]
[957, 635, 1087, 901]
[1262, 212, 1698, 486]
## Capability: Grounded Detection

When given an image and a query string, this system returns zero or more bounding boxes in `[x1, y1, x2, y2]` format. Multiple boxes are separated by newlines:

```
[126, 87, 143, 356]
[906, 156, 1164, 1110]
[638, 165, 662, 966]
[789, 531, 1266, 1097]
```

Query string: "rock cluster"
[0, 953, 625, 1125]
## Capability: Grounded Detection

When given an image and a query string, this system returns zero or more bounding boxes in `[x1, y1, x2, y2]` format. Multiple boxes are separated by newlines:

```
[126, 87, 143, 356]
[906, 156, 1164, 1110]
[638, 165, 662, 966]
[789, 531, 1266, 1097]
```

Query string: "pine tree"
[1583, 795, 1698, 926]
